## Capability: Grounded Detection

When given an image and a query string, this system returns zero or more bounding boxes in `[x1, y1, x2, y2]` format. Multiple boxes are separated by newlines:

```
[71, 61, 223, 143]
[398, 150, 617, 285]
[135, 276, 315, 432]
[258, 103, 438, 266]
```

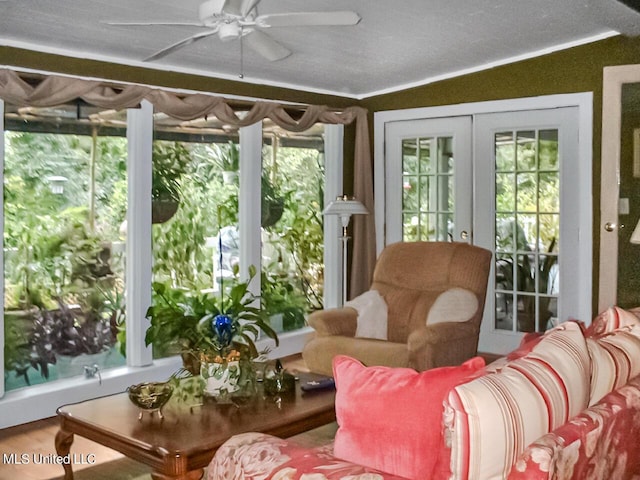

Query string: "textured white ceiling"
[1, 0, 639, 99]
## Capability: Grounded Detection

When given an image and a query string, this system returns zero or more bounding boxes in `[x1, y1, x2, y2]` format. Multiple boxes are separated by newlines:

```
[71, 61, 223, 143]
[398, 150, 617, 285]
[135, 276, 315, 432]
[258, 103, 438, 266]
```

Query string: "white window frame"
[0, 97, 343, 427]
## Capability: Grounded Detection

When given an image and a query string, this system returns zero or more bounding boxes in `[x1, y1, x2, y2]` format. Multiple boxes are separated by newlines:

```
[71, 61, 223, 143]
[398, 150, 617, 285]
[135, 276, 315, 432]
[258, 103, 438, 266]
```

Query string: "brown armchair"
[302, 241, 492, 375]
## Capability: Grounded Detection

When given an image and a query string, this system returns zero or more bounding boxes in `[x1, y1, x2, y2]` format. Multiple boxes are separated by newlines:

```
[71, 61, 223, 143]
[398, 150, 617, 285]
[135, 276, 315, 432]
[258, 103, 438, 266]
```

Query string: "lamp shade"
[323, 195, 368, 216]
[631, 217, 640, 245]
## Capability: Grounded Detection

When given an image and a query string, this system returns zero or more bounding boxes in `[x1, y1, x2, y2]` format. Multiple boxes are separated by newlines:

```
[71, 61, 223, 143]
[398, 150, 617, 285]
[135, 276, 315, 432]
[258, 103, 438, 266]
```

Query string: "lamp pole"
[323, 195, 368, 305]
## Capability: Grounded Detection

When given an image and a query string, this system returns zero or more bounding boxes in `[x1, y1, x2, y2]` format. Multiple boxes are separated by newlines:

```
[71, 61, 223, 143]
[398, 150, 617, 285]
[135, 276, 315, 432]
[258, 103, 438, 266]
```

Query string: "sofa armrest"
[307, 307, 358, 337]
[207, 432, 410, 479]
[507, 374, 640, 479]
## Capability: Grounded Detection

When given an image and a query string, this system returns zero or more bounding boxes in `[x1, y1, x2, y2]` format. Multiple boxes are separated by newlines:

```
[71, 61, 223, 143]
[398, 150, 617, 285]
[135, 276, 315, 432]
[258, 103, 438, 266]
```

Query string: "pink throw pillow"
[332, 355, 486, 480]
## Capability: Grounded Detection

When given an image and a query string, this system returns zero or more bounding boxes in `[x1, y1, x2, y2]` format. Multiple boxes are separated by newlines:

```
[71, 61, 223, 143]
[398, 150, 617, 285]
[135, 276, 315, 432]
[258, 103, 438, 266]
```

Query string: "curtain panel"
[0, 68, 375, 297]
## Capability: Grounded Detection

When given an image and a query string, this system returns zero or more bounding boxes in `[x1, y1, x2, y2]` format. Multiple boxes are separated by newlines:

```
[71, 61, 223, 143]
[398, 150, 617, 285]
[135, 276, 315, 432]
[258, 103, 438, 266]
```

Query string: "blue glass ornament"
[213, 314, 233, 348]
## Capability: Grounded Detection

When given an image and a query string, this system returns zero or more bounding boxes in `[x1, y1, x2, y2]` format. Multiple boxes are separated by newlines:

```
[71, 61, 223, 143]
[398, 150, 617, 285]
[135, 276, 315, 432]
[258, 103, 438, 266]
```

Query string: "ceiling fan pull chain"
[239, 27, 244, 79]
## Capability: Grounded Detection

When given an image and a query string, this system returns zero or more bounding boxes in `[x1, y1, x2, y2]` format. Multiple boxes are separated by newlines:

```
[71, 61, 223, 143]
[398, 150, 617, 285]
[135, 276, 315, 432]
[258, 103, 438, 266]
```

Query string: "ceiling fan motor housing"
[218, 22, 243, 41]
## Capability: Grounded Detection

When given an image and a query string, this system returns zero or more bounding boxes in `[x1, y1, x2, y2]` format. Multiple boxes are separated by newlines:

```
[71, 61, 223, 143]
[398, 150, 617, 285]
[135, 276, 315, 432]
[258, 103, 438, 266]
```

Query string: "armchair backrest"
[371, 241, 492, 343]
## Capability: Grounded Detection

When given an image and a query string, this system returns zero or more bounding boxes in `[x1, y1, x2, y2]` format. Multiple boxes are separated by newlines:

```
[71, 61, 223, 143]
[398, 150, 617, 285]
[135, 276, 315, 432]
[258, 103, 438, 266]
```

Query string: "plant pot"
[261, 198, 284, 228]
[55, 349, 113, 379]
[222, 171, 238, 184]
[201, 360, 241, 399]
[152, 199, 179, 224]
[268, 313, 284, 333]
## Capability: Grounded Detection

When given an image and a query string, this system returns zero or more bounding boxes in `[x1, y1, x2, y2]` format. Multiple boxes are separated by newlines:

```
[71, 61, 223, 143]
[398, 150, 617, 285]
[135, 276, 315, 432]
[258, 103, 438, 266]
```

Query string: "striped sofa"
[207, 306, 640, 480]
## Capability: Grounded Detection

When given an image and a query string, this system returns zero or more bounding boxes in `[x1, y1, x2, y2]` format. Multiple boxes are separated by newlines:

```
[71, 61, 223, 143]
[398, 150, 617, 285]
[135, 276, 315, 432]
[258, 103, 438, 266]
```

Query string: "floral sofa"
[207, 306, 640, 480]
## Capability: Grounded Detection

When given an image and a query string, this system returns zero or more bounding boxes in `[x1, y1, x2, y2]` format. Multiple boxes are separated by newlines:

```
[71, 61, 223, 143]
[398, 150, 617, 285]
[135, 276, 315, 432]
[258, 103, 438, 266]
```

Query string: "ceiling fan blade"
[256, 11, 361, 28]
[244, 30, 291, 61]
[144, 29, 218, 62]
[222, 0, 260, 17]
[104, 21, 206, 27]
[239, 0, 261, 16]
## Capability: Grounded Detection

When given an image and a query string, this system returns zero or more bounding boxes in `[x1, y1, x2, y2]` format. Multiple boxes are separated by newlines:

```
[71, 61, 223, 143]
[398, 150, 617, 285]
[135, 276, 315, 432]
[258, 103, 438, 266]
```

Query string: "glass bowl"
[127, 381, 174, 420]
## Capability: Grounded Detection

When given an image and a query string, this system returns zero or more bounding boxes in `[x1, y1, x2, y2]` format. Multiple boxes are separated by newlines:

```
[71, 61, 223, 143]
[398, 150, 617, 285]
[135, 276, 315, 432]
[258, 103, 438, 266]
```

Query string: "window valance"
[0, 68, 374, 297]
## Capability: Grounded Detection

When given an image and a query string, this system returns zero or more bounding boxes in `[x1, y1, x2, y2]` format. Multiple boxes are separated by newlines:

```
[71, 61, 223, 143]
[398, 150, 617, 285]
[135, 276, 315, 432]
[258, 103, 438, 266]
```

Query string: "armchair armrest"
[407, 321, 479, 370]
[307, 308, 358, 337]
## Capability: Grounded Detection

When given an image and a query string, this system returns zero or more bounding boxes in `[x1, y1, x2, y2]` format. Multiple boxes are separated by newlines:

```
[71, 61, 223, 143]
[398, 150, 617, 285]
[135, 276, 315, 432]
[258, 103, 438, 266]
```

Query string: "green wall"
[362, 35, 640, 314]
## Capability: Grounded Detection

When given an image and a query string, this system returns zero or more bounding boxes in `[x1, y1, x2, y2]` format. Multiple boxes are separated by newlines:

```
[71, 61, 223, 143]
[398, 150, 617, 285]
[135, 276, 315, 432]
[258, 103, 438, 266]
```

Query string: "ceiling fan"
[105, 0, 361, 63]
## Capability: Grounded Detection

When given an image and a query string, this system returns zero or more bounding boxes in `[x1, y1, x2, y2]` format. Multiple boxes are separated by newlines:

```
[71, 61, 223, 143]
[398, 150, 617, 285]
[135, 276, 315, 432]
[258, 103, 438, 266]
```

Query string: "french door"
[474, 107, 583, 353]
[379, 97, 592, 354]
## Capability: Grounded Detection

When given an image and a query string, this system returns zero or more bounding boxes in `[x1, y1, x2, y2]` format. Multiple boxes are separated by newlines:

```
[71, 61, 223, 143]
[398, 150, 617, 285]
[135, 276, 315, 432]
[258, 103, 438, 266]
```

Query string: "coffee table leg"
[55, 428, 75, 480]
[151, 469, 204, 480]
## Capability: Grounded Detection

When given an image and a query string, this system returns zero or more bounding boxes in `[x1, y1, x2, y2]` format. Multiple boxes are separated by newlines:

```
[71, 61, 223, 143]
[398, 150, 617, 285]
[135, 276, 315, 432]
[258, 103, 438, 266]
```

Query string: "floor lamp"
[631, 217, 640, 245]
[323, 195, 368, 305]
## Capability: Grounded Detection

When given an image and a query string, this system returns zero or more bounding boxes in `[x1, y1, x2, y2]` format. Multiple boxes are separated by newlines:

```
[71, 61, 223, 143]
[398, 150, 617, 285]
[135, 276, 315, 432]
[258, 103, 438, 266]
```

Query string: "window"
[0, 98, 343, 426]
[261, 124, 325, 334]
[3, 102, 127, 392]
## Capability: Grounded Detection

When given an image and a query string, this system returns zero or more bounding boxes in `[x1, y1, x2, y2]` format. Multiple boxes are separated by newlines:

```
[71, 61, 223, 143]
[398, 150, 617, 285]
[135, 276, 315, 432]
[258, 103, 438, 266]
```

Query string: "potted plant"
[260, 269, 307, 333]
[145, 266, 279, 397]
[33, 297, 117, 377]
[4, 312, 55, 386]
[3, 218, 123, 387]
[152, 141, 191, 223]
[216, 141, 240, 184]
[261, 174, 285, 228]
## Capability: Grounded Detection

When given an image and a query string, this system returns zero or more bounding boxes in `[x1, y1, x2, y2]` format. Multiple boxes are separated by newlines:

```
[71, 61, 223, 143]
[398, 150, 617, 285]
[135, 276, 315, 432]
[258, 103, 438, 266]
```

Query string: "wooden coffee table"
[55, 384, 335, 480]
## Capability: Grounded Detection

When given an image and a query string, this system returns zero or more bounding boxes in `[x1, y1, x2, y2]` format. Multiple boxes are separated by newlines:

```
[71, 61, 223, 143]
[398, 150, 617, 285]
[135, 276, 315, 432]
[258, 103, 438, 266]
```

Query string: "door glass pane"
[261, 122, 325, 334]
[4, 103, 127, 391]
[150, 112, 239, 359]
[494, 129, 559, 333]
[402, 135, 454, 241]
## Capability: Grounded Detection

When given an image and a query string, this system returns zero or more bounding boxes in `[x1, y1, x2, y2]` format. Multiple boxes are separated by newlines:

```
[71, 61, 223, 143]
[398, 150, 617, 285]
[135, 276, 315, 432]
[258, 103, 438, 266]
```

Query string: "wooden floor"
[0, 353, 500, 480]
[0, 416, 131, 480]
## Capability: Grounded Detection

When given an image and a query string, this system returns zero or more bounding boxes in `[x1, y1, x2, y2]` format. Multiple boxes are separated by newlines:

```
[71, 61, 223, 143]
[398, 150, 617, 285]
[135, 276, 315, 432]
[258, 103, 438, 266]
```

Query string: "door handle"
[460, 230, 469, 240]
[604, 222, 616, 232]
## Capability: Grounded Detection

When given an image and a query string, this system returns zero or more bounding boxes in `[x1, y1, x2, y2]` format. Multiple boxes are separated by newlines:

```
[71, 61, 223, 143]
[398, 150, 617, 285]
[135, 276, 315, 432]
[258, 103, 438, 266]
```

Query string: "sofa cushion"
[427, 287, 478, 324]
[444, 321, 591, 480]
[585, 305, 640, 337]
[587, 325, 640, 405]
[332, 354, 486, 480]
[345, 289, 388, 340]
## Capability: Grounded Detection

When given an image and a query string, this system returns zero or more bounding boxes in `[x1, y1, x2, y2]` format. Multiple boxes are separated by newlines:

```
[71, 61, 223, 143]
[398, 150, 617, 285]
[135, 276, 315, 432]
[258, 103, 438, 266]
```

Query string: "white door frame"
[374, 93, 593, 324]
[598, 64, 640, 312]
